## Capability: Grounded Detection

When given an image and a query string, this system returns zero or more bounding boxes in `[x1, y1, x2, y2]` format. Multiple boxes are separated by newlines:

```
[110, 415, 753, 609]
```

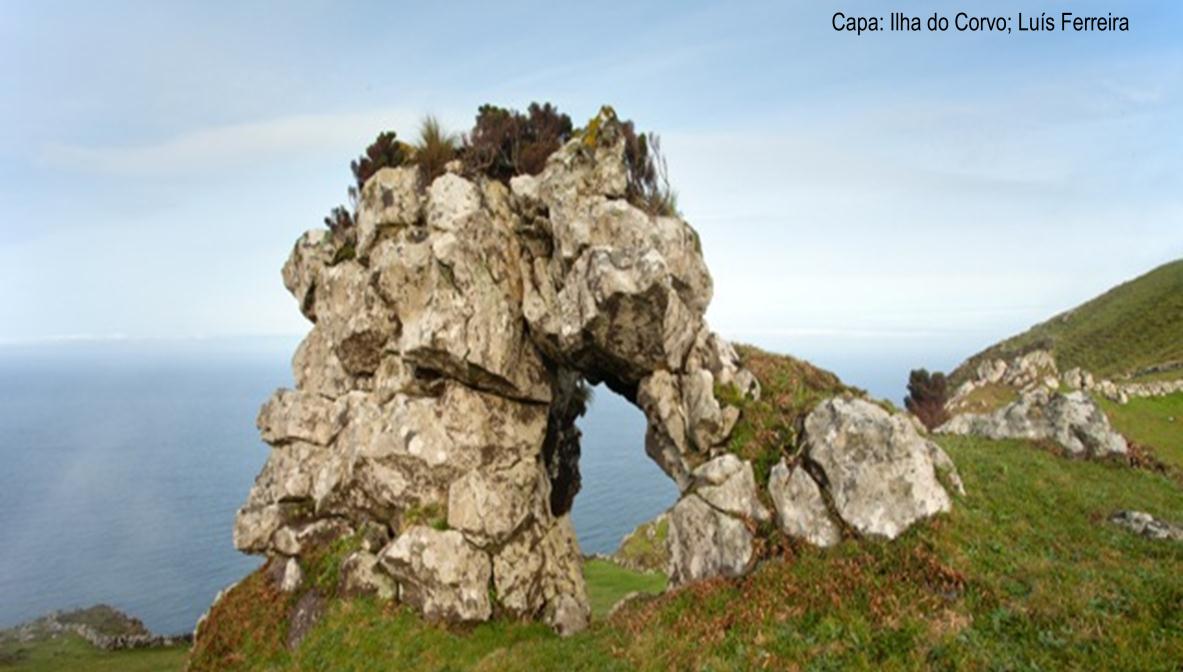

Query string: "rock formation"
[940, 350, 1128, 458]
[939, 389, 1128, 458]
[232, 109, 768, 635]
[225, 108, 962, 637]
[768, 398, 963, 548]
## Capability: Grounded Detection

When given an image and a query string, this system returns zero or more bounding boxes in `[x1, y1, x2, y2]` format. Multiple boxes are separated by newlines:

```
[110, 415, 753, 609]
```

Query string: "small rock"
[279, 557, 303, 592]
[340, 551, 397, 599]
[1109, 510, 1183, 541]
[767, 460, 841, 547]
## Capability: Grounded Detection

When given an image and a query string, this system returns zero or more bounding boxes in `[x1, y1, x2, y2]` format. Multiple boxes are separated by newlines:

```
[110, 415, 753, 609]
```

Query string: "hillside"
[184, 433, 1182, 671]
[950, 259, 1183, 386]
[9, 428, 1182, 671]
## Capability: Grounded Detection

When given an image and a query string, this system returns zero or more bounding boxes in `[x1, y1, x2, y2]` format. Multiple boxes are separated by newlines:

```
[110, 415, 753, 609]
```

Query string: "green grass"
[613, 516, 669, 573]
[582, 559, 666, 619]
[1099, 392, 1183, 471]
[951, 259, 1183, 385]
[0, 633, 187, 671]
[184, 433, 1183, 671]
[726, 344, 857, 485]
[1129, 368, 1183, 384]
[948, 382, 1018, 415]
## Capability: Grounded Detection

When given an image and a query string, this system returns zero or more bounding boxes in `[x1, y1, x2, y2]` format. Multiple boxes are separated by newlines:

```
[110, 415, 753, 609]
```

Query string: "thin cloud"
[38, 108, 422, 175]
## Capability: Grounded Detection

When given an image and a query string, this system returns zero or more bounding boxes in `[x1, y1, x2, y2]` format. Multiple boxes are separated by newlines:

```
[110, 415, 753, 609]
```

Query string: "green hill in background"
[950, 259, 1183, 386]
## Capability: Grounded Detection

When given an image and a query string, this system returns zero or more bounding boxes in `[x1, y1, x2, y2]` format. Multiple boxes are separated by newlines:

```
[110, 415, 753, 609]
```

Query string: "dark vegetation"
[905, 369, 951, 430]
[459, 103, 572, 182]
[320, 103, 679, 252]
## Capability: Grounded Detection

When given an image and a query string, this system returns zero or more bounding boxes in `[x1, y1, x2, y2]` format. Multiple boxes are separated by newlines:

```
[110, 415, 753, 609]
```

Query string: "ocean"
[0, 335, 970, 635]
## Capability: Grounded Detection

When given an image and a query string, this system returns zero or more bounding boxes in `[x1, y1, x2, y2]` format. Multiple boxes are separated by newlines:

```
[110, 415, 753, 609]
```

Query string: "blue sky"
[2, 1, 1181, 371]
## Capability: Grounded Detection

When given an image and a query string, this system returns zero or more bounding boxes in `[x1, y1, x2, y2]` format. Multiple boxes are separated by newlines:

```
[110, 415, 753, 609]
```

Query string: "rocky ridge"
[939, 350, 1128, 458]
[214, 108, 962, 638]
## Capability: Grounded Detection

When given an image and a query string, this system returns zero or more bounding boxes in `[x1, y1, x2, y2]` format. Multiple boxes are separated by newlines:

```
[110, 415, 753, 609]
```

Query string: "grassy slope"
[725, 344, 857, 486]
[0, 634, 187, 672]
[613, 516, 669, 573]
[950, 259, 1183, 385]
[1100, 392, 1183, 472]
[583, 559, 666, 619]
[180, 434, 1183, 672]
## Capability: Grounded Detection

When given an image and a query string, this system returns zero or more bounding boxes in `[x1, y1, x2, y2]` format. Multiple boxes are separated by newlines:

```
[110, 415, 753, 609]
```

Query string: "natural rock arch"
[230, 108, 960, 636]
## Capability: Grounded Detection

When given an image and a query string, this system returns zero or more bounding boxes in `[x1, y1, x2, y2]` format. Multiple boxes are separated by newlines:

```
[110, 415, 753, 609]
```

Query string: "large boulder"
[801, 398, 956, 540]
[690, 454, 769, 523]
[667, 493, 755, 586]
[767, 459, 842, 548]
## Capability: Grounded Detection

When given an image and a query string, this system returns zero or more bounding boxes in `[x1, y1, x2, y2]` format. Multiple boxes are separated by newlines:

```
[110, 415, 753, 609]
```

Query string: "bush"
[323, 205, 353, 237]
[459, 102, 573, 182]
[905, 369, 950, 430]
[349, 130, 408, 200]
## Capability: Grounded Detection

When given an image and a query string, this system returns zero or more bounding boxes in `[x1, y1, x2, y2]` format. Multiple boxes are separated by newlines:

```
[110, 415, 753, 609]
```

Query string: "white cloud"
[38, 108, 425, 175]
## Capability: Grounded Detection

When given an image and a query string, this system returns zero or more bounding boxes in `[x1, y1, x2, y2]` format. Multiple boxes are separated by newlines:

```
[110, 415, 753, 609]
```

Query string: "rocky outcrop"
[767, 398, 960, 546]
[226, 108, 765, 635]
[215, 107, 968, 642]
[939, 388, 1127, 459]
[942, 350, 1130, 458]
[960, 350, 1057, 393]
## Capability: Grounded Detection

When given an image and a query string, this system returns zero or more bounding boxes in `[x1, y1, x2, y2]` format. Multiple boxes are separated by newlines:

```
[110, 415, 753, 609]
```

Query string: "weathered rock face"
[228, 108, 764, 635]
[939, 388, 1127, 459]
[767, 398, 959, 545]
[667, 492, 756, 585]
